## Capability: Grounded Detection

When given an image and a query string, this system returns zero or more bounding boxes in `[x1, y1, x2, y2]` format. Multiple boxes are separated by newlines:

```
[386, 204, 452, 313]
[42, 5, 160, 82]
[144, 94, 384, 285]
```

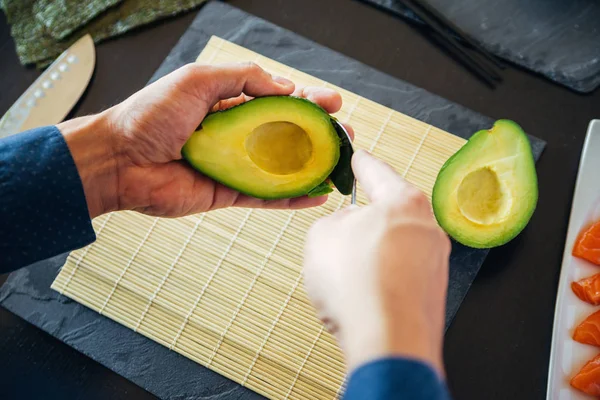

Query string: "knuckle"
[179, 63, 203, 79]
[243, 61, 262, 74]
[175, 63, 215, 102]
[405, 187, 427, 204]
[385, 187, 428, 214]
[321, 317, 339, 335]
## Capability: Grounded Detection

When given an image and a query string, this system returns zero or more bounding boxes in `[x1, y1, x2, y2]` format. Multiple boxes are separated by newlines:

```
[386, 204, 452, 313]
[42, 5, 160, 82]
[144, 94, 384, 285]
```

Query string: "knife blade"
[0, 34, 96, 138]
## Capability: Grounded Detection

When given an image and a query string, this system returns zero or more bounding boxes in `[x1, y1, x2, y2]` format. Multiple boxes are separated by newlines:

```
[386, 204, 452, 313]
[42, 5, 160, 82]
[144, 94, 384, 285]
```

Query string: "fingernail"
[272, 76, 294, 87]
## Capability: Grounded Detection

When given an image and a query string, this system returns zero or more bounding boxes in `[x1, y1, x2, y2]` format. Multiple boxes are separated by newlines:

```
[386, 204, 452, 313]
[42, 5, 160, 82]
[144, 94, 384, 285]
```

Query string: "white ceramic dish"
[547, 120, 600, 399]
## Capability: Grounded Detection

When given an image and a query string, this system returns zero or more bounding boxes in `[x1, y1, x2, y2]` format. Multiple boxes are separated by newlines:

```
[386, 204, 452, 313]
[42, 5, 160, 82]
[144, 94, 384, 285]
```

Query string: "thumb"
[191, 62, 295, 106]
[352, 150, 411, 203]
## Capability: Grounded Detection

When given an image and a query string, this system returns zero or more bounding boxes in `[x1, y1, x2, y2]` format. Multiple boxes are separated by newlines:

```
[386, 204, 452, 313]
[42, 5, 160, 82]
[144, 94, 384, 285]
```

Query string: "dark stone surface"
[5, 0, 600, 399]
[361, 0, 600, 93]
[0, 2, 545, 399]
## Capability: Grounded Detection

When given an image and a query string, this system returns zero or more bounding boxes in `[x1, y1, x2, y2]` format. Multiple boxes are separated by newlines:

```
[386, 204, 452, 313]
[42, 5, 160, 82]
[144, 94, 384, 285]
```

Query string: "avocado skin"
[432, 120, 538, 249]
[182, 96, 344, 200]
[329, 117, 355, 195]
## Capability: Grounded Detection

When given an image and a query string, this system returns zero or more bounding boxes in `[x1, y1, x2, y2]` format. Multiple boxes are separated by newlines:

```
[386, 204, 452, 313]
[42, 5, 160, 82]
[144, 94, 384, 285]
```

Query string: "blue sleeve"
[0, 126, 96, 273]
[343, 358, 451, 400]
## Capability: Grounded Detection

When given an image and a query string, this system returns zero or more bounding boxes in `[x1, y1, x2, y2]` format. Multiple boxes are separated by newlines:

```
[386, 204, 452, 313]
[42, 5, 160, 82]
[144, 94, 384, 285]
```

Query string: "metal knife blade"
[0, 34, 95, 138]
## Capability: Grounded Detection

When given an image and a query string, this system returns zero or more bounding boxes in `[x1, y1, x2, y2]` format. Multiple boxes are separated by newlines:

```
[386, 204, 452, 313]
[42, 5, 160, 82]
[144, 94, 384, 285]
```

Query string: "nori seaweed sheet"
[2, 0, 208, 66]
[34, 0, 123, 40]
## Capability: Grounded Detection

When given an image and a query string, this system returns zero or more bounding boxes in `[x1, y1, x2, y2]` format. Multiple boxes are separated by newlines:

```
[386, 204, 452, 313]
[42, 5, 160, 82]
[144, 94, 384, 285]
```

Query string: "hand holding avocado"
[183, 96, 356, 200]
[58, 62, 353, 218]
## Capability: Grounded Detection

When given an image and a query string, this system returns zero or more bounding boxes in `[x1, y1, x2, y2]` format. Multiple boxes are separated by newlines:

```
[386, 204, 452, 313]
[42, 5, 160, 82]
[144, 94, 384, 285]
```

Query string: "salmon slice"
[571, 353, 600, 396]
[574, 310, 600, 346]
[572, 273, 600, 305]
[573, 221, 600, 266]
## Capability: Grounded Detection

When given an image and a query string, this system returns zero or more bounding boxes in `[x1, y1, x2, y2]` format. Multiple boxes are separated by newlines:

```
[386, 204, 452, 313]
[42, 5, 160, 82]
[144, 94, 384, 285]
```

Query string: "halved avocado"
[432, 120, 538, 248]
[182, 96, 343, 200]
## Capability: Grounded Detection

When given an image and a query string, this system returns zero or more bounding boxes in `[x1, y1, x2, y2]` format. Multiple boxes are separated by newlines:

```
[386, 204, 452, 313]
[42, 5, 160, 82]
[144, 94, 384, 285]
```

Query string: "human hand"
[58, 62, 352, 218]
[303, 150, 451, 375]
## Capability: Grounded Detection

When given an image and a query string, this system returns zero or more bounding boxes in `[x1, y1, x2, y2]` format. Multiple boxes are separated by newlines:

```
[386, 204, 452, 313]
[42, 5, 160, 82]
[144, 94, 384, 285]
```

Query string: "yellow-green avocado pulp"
[182, 96, 341, 200]
[432, 120, 538, 249]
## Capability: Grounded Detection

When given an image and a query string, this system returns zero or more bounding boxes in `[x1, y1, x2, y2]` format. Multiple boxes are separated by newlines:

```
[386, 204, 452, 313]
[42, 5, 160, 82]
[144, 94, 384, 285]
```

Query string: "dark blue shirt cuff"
[0, 126, 96, 273]
[343, 357, 451, 400]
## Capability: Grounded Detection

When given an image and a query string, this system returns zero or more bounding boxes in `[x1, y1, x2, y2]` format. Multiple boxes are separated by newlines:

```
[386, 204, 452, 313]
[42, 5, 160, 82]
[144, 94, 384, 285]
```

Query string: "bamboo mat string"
[133, 215, 205, 329]
[286, 326, 325, 399]
[207, 211, 297, 365]
[404, 125, 432, 177]
[60, 213, 113, 295]
[206, 37, 224, 64]
[369, 109, 393, 152]
[284, 66, 297, 79]
[344, 97, 361, 124]
[101, 216, 159, 315]
[169, 209, 253, 348]
[242, 268, 304, 386]
[335, 377, 347, 399]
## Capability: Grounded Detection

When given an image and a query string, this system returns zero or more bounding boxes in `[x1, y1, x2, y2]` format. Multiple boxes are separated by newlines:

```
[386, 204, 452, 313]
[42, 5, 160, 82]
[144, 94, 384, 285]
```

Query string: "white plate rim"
[547, 119, 600, 400]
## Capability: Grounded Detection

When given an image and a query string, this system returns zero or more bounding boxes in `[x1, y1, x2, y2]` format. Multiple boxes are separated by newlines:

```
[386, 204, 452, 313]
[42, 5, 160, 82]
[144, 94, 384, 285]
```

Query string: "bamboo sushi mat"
[51, 36, 466, 400]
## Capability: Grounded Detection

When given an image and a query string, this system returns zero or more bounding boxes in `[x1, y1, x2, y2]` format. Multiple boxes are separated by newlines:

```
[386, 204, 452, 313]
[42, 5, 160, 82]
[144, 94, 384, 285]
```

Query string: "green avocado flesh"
[182, 96, 342, 200]
[432, 120, 538, 249]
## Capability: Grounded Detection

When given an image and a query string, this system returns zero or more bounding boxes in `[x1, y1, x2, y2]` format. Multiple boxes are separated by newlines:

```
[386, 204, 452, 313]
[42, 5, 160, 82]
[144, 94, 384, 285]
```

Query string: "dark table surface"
[1, 0, 599, 399]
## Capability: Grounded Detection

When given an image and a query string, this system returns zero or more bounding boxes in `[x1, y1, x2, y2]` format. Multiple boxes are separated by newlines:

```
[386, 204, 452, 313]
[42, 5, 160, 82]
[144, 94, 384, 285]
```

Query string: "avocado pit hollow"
[456, 166, 512, 225]
[245, 121, 313, 175]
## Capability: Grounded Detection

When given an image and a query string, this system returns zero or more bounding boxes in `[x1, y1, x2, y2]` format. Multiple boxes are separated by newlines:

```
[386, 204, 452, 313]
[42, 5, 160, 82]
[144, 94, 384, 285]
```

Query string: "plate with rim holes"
[547, 120, 600, 400]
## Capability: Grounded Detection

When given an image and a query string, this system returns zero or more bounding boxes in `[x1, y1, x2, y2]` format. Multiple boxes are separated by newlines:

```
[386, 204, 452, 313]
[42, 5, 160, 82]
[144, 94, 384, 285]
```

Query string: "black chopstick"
[395, 0, 504, 87]
[409, 0, 506, 70]
[401, 0, 502, 81]
[427, 29, 499, 88]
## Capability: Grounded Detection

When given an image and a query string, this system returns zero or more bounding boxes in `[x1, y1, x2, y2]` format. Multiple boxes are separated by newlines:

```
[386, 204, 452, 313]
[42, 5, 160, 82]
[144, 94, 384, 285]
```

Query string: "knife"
[0, 34, 96, 138]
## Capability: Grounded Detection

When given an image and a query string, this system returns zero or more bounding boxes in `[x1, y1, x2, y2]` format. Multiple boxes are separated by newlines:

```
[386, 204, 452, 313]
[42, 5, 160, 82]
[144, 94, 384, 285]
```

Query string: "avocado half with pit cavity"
[432, 120, 538, 248]
[182, 96, 352, 200]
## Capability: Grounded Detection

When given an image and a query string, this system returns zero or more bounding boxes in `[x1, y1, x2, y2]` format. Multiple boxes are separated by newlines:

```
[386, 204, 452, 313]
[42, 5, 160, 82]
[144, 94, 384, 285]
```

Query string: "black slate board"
[0, 2, 545, 399]
[360, 0, 600, 93]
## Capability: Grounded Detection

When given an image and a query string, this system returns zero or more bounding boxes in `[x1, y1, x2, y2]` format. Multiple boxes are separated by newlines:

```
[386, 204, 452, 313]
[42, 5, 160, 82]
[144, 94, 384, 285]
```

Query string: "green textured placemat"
[2, 0, 208, 66]
[34, 0, 123, 40]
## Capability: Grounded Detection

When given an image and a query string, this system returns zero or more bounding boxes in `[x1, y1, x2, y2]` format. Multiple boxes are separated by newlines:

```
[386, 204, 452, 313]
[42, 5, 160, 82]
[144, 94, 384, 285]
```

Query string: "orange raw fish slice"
[571, 353, 600, 396]
[572, 273, 600, 305]
[573, 221, 600, 266]
[574, 310, 600, 346]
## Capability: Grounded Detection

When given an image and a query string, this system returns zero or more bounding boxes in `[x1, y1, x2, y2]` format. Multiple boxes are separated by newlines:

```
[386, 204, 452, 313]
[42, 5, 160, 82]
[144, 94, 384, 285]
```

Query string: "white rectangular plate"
[548, 120, 600, 399]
